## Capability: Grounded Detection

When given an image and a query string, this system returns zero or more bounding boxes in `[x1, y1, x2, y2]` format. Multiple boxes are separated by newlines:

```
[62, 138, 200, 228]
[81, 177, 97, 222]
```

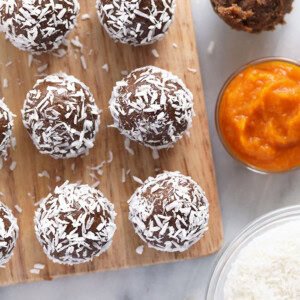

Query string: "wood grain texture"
[0, 0, 223, 286]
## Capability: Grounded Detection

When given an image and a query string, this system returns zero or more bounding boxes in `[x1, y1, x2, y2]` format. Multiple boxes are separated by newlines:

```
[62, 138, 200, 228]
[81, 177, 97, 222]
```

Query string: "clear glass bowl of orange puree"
[216, 57, 300, 174]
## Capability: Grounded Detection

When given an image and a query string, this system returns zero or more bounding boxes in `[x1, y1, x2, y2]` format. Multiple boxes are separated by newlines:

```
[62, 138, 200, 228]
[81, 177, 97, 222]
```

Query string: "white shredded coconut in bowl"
[224, 221, 300, 300]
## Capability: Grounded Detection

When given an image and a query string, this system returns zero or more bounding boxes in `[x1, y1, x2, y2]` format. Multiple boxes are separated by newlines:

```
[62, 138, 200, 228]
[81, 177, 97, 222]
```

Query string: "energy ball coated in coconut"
[0, 0, 79, 53]
[0, 99, 14, 163]
[22, 73, 101, 159]
[128, 171, 209, 252]
[0, 201, 19, 266]
[109, 66, 194, 149]
[96, 0, 176, 46]
[34, 182, 117, 265]
[211, 0, 294, 33]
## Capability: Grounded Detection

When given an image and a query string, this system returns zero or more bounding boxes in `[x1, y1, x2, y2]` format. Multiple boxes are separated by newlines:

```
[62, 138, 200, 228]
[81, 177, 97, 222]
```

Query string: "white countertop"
[1, 1, 300, 299]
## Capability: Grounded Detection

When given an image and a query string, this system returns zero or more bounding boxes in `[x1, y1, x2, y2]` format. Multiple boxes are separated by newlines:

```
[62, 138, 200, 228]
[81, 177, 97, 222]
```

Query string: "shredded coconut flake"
[121, 70, 128, 76]
[124, 138, 134, 156]
[122, 168, 126, 183]
[9, 161, 16, 171]
[38, 171, 50, 179]
[80, 55, 87, 70]
[107, 151, 113, 163]
[136, 245, 144, 255]
[81, 14, 91, 20]
[152, 149, 159, 160]
[187, 68, 197, 74]
[132, 176, 143, 185]
[152, 49, 159, 58]
[33, 264, 45, 269]
[11, 137, 16, 150]
[37, 64, 48, 73]
[92, 181, 100, 189]
[3, 79, 8, 89]
[14, 205, 22, 213]
[102, 64, 109, 72]
[207, 41, 215, 55]
[71, 36, 83, 52]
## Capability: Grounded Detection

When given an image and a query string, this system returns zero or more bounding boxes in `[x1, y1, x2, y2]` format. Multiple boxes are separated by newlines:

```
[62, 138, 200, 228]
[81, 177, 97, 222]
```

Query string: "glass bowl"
[206, 205, 300, 300]
[215, 56, 300, 174]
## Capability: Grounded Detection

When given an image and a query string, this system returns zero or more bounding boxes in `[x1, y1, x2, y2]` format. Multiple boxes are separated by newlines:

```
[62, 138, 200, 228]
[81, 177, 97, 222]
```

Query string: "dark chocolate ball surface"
[128, 171, 209, 252]
[34, 182, 117, 265]
[0, 0, 79, 53]
[0, 99, 14, 162]
[97, 0, 176, 45]
[22, 73, 101, 159]
[109, 66, 194, 149]
[0, 201, 19, 266]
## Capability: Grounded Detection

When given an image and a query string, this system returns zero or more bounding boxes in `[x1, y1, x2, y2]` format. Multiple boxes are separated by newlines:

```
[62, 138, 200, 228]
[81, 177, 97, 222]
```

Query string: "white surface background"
[1, 1, 300, 299]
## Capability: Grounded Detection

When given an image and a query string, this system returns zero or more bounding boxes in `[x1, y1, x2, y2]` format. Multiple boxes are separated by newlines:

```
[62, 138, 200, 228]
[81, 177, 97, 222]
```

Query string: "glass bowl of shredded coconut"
[206, 205, 300, 300]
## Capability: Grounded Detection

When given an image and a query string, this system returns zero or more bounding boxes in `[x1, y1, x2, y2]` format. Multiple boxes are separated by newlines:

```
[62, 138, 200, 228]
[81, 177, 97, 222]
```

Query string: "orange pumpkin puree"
[219, 61, 300, 172]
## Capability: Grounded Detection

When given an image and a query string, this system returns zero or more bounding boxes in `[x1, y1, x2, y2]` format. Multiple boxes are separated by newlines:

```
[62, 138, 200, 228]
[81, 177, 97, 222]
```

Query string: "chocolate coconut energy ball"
[211, 0, 294, 33]
[0, 99, 14, 163]
[22, 73, 101, 159]
[96, 0, 176, 46]
[0, 0, 79, 53]
[34, 182, 117, 265]
[109, 66, 194, 149]
[0, 201, 19, 266]
[129, 171, 209, 252]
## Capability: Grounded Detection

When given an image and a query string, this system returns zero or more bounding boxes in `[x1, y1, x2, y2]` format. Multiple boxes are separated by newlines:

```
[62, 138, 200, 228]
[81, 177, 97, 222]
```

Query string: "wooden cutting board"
[0, 0, 223, 286]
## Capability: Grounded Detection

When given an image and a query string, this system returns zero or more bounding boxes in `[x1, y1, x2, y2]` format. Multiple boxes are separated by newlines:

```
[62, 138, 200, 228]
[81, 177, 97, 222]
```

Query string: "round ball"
[211, 0, 294, 33]
[109, 66, 194, 149]
[0, 201, 19, 266]
[128, 171, 209, 252]
[96, 0, 176, 46]
[0, 0, 79, 53]
[34, 182, 117, 265]
[0, 99, 14, 162]
[22, 73, 101, 159]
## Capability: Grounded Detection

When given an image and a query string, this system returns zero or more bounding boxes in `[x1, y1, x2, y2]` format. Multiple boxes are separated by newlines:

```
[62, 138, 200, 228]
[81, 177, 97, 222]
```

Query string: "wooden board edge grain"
[184, 0, 224, 252]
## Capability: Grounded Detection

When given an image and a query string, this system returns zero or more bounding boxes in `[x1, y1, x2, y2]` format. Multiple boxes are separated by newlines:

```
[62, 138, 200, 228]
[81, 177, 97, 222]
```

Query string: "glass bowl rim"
[206, 204, 300, 299]
[215, 56, 300, 174]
